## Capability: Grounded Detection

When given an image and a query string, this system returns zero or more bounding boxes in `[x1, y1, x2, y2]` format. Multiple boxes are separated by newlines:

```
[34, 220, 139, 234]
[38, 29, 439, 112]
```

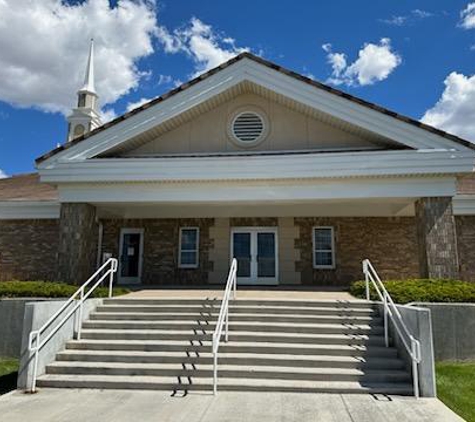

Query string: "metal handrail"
[212, 258, 237, 394]
[28, 257, 118, 393]
[362, 259, 422, 398]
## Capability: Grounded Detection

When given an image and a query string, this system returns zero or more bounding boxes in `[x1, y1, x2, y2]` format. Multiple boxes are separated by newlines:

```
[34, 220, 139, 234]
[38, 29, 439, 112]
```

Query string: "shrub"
[0, 281, 130, 299]
[349, 279, 475, 304]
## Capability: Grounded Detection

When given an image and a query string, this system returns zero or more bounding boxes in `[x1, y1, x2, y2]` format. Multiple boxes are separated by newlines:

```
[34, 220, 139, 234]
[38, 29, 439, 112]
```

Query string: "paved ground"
[0, 389, 463, 422]
[123, 288, 359, 301]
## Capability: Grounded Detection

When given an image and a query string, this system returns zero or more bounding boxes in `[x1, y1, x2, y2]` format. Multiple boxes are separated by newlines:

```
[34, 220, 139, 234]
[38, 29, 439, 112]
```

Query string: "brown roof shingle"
[35, 52, 475, 165]
[0, 173, 58, 201]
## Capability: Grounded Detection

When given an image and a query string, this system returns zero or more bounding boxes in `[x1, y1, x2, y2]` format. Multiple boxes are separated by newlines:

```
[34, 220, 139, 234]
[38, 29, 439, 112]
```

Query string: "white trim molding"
[0, 201, 60, 219]
[57, 176, 457, 204]
[39, 150, 475, 184]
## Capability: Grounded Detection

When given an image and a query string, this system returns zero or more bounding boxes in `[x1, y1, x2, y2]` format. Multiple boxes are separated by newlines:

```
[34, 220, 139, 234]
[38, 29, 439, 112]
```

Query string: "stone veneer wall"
[415, 198, 459, 279]
[0, 219, 59, 281]
[58, 203, 98, 285]
[294, 217, 420, 285]
[455, 216, 475, 281]
[101, 218, 214, 285]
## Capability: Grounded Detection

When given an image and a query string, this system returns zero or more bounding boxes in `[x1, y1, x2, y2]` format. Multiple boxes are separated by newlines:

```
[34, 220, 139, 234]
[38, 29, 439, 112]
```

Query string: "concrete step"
[93, 306, 382, 325]
[90, 312, 381, 326]
[36, 374, 413, 395]
[45, 361, 411, 383]
[102, 298, 374, 310]
[55, 350, 406, 369]
[97, 304, 377, 316]
[66, 340, 399, 357]
[82, 319, 384, 336]
[77, 329, 384, 346]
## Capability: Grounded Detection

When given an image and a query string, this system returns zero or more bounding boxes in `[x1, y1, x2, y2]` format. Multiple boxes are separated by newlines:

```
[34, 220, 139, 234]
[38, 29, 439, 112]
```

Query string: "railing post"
[383, 292, 389, 347]
[77, 287, 84, 340]
[213, 348, 218, 395]
[411, 338, 420, 399]
[30, 332, 40, 393]
[233, 272, 236, 300]
[108, 266, 114, 298]
[363, 260, 370, 300]
[225, 307, 229, 342]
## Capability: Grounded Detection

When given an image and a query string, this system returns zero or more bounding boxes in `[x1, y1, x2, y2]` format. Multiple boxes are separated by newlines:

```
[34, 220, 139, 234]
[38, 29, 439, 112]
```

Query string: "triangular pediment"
[103, 85, 407, 158]
[36, 53, 474, 168]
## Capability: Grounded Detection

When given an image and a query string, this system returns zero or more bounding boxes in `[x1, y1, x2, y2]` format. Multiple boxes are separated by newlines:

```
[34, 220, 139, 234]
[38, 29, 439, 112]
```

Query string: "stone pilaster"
[415, 197, 459, 279]
[58, 203, 98, 284]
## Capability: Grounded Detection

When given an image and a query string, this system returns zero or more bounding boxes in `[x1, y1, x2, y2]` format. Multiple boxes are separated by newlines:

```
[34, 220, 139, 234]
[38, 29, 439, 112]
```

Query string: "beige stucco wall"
[208, 218, 231, 284]
[123, 93, 379, 156]
[278, 217, 301, 285]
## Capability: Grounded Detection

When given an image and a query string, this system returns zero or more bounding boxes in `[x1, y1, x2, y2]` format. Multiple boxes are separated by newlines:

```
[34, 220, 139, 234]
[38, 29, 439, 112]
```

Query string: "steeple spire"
[66, 39, 102, 142]
[79, 38, 96, 95]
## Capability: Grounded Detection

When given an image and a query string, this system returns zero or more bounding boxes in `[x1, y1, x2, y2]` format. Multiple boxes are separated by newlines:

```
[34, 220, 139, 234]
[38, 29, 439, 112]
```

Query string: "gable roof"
[0, 173, 57, 201]
[36, 52, 475, 165]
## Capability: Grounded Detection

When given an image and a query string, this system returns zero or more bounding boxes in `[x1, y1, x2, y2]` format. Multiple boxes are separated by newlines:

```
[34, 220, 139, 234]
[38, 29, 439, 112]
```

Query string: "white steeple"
[79, 39, 96, 95]
[66, 39, 102, 142]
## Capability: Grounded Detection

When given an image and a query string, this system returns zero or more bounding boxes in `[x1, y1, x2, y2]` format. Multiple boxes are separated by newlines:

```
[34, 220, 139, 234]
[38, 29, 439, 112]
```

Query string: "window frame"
[312, 226, 336, 269]
[178, 227, 200, 269]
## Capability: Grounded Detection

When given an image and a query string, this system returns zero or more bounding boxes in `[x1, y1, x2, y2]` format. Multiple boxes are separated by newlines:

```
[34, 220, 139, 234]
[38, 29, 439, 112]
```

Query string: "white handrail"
[362, 259, 422, 398]
[212, 258, 237, 394]
[28, 257, 118, 393]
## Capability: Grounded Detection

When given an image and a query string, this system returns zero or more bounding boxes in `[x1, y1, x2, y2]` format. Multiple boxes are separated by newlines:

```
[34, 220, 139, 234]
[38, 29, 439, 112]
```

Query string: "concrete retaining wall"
[0, 299, 46, 358]
[378, 303, 436, 398]
[17, 298, 102, 390]
[410, 302, 475, 361]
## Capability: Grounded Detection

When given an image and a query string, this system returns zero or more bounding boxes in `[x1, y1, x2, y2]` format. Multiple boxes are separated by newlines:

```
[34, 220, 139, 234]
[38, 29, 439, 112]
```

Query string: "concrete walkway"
[0, 389, 463, 422]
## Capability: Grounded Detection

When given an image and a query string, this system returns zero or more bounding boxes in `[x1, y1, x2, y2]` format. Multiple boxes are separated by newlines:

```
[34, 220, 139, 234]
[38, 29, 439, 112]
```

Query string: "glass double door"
[231, 227, 278, 285]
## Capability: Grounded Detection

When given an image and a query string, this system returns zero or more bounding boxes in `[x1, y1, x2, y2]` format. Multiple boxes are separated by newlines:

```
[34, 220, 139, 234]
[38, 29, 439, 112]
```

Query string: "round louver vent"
[232, 112, 265, 143]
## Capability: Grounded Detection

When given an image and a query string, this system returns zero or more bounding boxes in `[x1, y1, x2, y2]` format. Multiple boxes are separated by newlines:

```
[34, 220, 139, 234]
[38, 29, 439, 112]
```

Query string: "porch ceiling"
[95, 198, 416, 219]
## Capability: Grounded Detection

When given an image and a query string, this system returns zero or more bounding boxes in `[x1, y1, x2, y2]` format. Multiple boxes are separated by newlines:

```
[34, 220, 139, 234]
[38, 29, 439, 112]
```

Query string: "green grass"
[0, 281, 130, 299]
[0, 358, 19, 395]
[436, 361, 475, 422]
[350, 279, 475, 304]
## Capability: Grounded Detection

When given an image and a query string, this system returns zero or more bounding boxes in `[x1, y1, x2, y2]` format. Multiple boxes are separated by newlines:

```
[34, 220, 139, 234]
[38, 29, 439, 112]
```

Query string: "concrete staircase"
[37, 298, 413, 394]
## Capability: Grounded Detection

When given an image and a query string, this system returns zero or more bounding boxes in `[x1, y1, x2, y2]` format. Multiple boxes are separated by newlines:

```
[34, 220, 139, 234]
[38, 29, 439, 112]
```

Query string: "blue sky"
[1, 0, 475, 176]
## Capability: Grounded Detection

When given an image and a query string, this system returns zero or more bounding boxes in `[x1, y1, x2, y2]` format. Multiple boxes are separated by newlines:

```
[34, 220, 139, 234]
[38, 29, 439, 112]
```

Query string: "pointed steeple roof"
[79, 39, 96, 95]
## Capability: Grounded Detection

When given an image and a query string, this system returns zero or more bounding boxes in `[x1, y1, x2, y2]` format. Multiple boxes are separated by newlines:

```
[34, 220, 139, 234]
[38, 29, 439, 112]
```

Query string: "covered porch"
[55, 183, 459, 287]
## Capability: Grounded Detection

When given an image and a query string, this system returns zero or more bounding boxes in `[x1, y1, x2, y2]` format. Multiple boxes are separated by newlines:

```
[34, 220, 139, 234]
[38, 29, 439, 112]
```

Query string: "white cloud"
[422, 72, 475, 141]
[158, 17, 249, 78]
[158, 74, 173, 85]
[460, 2, 475, 29]
[0, 169, 7, 178]
[380, 9, 433, 26]
[380, 16, 408, 26]
[323, 39, 401, 87]
[412, 9, 433, 19]
[0, 0, 158, 115]
[157, 73, 182, 87]
[101, 108, 118, 123]
[126, 97, 153, 112]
